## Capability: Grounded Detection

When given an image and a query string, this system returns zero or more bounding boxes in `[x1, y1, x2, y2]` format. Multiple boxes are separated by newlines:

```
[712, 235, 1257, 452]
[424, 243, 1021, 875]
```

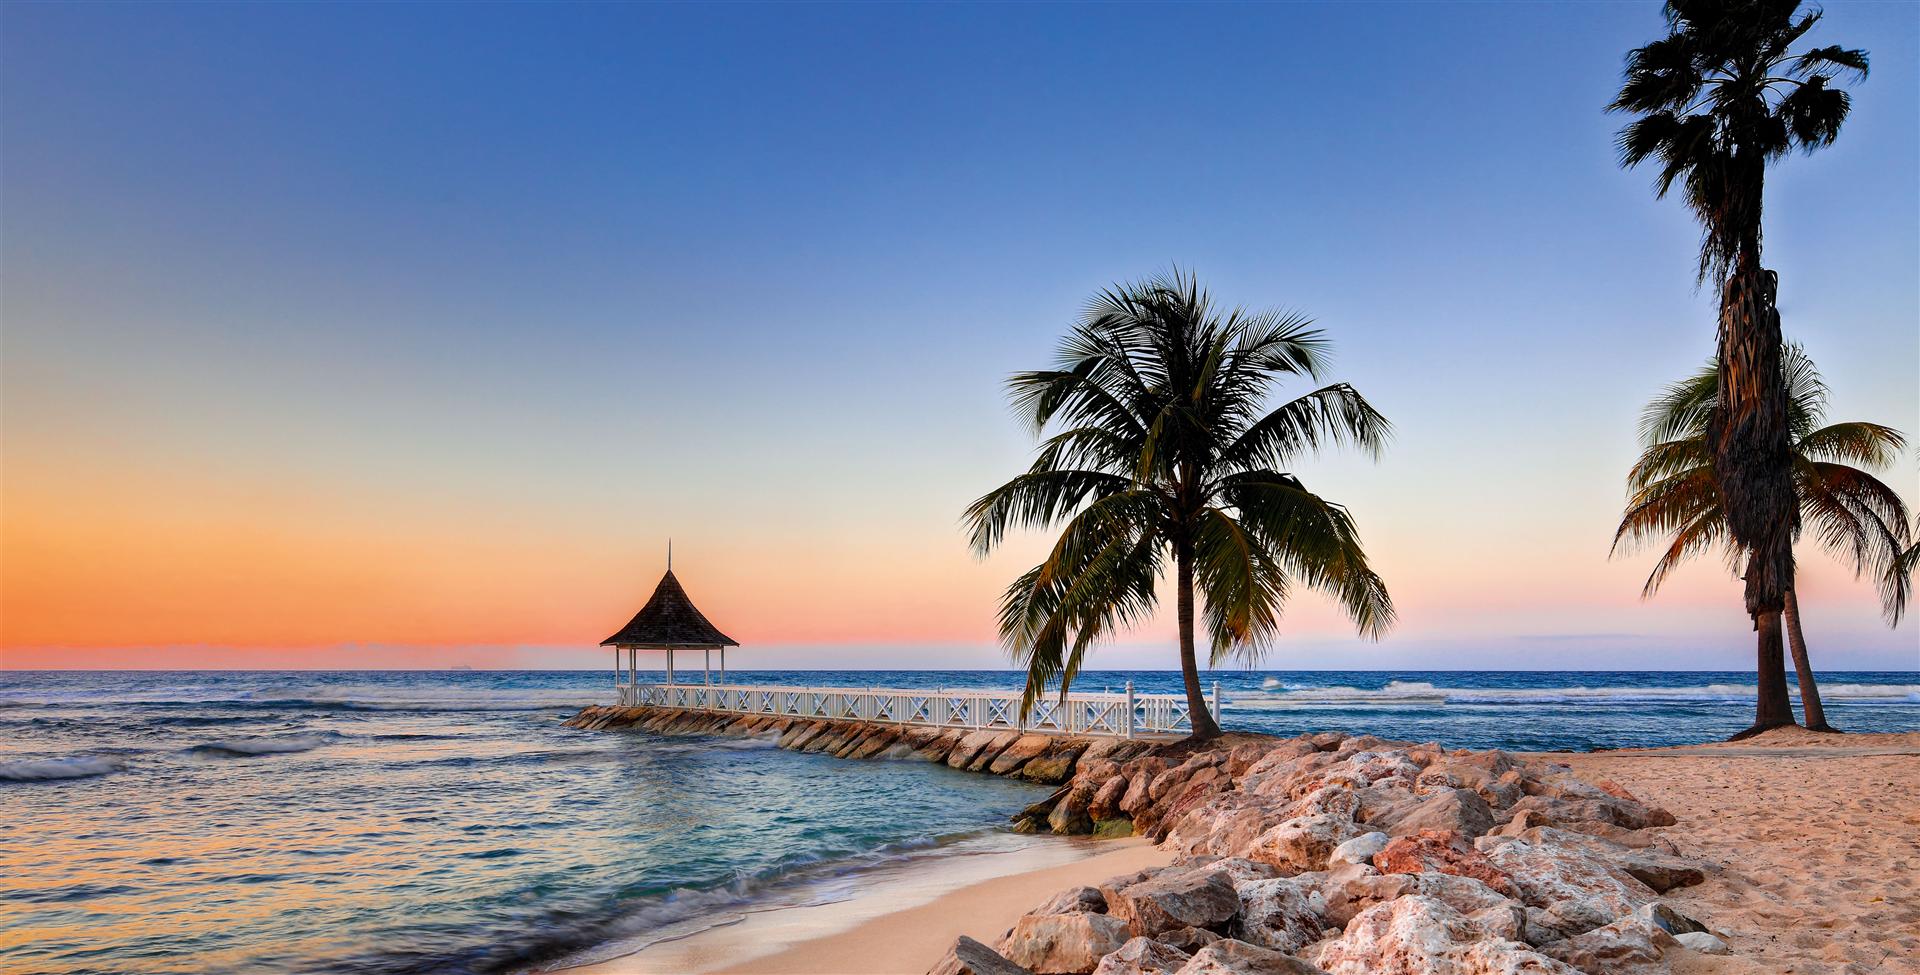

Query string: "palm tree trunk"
[1176, 536, 1221, 740]
[1711, 258, 1800, 739]
[1783, 589, 1837, 733]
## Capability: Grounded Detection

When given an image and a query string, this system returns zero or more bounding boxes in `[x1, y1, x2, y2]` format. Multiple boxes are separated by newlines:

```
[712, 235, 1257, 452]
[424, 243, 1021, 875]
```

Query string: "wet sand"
[560, 837, 1170, 975]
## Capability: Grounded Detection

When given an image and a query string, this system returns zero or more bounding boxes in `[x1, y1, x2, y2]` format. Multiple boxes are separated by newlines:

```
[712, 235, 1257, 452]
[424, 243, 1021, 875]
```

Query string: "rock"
[1035, 886, 1108, 916]
[1120, 759, 1169, 815]
[1094, 818, 1135, 838]
[1247, 813, 1359, 873]
[1310, 895, 1579, 975]
[1502, 794, 1674, 832]
[949, 729, 1009, 769]
[969, 731, 1025, 771]
[1482, 835, 1658, 938]
[1162, 793, 1280, 857]
[1310, 732, 1346, 751]
[1090, 775, 1131, 821]
[1103, 866, 1241, 937]
[1485, 827, 1704, 893]
[847, 728, 901, 760]
[1021, 742, 1090, 785]
[1330, 832, 1389, 866]
[991, 734, 1057, 774]
[1090, 937, 1192, 975]
[1317, 865, 1515, 928]
[1371, 788, 1497, 839]
[1633, 901, 1707, 936]
[1174, 938, 1324, 975]
[1539, 912, 1678, 973]
[1674, 931, 1730, 955]
[918, 729, 967, 762]
[933, 935, 1037, 975]
[1232, 877, 1328, 953]
[999, 911, 1133, 974]
[1051, 783, 1097, 835]
[1158, 927, 1223, 953]
[1373, 830, 1519, 898]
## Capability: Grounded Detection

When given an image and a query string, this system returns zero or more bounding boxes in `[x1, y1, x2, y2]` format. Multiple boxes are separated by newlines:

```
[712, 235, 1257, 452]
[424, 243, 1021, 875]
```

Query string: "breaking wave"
[0, 755, 123, 782]
[184, 732, 344, 757]
[1244, 678, 1920, 708]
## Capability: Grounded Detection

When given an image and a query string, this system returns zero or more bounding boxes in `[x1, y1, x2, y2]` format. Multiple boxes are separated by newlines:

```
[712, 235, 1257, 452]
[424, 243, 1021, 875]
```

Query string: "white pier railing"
[613, 682, 1218, 739]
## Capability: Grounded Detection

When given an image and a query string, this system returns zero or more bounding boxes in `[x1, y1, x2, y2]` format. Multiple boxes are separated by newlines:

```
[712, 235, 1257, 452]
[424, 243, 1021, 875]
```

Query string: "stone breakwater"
[562, 705, 1165, 809]
[566, 708, 1731, 974]
[939, 731, 1728, 975]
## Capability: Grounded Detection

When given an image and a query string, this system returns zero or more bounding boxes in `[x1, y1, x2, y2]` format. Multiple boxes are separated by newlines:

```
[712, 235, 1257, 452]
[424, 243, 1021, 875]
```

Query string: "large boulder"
[1103, 866, 1241, 937]
[1370, 788, 1497, 839]
[1247, 813, 1360, 873]
[1232, 877, 1329, 953]
[1477, 827, 1703, 893]
[1089, 938, 1192, 975]
[991, 735, 1057, 775]
[1316, 864, 1516, 928]
[1035, 886, 1109, 916]
[1309, 895, 1580, 975]
[968, 731, 1025, 771]
[1373, 830, 1519, 898]
[1000, 912, 1133, 974]
[949, 729, 1009, 768]
[1021, 742, 1091, 785]
[1538, 911, 1679, 974]
[1089, 775, 1132, 822]
[1330, 832, 1390, 867]
[1119, 759, 1170, 816]
[932, 935, 1037, 975]
[1050, 783, 1098, 835]
[1174, 938, 1324, 975]
[1482, 836, 1659, 939]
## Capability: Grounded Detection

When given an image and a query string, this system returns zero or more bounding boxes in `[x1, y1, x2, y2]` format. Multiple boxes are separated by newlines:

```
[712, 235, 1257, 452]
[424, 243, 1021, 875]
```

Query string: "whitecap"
[0, 755, 122, 782]
[186, 732, 342, 757]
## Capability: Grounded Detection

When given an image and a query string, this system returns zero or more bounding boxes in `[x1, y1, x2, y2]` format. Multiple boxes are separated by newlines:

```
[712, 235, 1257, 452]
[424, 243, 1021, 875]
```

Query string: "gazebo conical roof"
[601, 570, 738, 648]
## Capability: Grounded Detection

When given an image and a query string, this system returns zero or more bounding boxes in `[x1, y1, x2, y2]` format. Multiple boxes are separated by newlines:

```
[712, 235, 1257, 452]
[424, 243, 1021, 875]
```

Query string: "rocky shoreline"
[942, 732, 1729, 975]
[566, 706, 1731, 974]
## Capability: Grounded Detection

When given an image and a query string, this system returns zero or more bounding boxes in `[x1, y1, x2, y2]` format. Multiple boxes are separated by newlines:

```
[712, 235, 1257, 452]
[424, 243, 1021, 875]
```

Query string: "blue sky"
[2, 2, 1915, 671]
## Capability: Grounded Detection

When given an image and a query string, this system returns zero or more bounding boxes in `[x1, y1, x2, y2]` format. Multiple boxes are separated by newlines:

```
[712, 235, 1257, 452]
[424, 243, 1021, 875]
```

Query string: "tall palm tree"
[1611, 0, 1868, 736]
[1615, 344, 1910, 732]
[964, 271, 1394, 740]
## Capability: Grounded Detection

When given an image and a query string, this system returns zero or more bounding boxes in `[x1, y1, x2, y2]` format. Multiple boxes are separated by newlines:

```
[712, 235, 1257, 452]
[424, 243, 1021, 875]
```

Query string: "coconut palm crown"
[965, 271, 1394, 739]
[1611, 0, 1868, 282]
[1614, 343, 1911, 620]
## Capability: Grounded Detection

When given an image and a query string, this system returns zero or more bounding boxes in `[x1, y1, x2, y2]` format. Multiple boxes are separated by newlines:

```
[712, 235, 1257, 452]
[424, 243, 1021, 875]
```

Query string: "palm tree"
[1614, 344, 1910, 732]
[964, 271, 1394, 740]
[1611, 0, 1868, 736]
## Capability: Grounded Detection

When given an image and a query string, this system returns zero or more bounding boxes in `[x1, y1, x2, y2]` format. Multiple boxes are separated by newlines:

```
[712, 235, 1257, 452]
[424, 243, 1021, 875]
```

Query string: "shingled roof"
[600, 570, 738, 648]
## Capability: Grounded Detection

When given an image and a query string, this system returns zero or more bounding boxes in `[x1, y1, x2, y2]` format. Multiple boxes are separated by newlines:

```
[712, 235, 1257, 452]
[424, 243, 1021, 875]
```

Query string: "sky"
[2, 2, 1915, 673]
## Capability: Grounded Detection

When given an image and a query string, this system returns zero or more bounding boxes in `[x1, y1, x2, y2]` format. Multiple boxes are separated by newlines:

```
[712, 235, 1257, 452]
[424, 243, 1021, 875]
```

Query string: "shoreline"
[558, 726, 1918, 975]
[551, 836, 1171, 975]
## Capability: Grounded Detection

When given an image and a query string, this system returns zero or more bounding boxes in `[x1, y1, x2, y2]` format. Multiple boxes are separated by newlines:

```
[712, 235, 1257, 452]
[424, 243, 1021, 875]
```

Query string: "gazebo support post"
[704, 648, 711, 686]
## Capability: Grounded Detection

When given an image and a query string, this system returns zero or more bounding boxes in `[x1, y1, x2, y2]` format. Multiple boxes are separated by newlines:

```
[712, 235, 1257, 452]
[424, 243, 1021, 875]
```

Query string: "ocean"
[2, 668, 1915, 974]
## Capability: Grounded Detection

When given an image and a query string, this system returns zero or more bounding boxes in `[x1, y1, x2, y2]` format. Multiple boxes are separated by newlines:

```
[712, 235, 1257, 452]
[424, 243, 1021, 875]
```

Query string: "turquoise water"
[1, 669, 1914, 973]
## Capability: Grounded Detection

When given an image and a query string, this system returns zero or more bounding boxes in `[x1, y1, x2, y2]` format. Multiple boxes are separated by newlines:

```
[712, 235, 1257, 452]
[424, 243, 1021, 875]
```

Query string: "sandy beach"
[1548, 728, 1920, 975]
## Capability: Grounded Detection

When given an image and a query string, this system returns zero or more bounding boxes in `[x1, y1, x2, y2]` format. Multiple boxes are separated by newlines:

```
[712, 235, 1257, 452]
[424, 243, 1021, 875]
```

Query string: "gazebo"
[602, 567, 738, 695]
